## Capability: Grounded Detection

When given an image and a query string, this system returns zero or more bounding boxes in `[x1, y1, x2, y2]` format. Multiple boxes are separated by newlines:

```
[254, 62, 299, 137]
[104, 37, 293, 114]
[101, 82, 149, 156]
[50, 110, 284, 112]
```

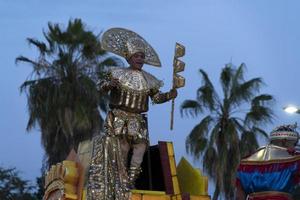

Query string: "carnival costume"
[87, 28, 174, 200]
[236, 124, 300, 200]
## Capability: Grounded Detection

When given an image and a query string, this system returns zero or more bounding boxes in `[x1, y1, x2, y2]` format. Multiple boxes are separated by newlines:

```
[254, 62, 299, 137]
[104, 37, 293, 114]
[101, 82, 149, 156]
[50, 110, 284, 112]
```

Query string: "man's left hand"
[168, 89, 178, 99]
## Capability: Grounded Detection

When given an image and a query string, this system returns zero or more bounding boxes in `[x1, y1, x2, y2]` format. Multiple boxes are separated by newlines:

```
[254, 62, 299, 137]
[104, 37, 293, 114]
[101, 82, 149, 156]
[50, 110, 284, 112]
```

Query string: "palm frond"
[197, 69, 219, 111]
[43, 31, 54, 53]
[180, 99, 202, 117]
[230, 77, 264, 107]
[101, 57, 123, 67]
[20, 79, 38, 93]
[226, 119, 240, 146]
[186, 115, 213, 156]
[239, 131, 259, 158]
[220, 65, 234, 99]
[245, 104, 274, 126]
[252, 126, 269, 139]
[203, 146, 218, 178]
[208, 122, 220, 146]
[27, 38, 48, 54]
[231, 63, 246, 85]
[231, 117, 246, 133]
[15, 56, 39, 66]
[251, 94, 274, 106]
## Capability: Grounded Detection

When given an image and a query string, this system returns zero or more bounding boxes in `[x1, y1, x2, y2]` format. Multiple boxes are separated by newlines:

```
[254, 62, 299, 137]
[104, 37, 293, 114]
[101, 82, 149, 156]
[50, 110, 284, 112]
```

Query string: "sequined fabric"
[110, 88, 149, 113]
[109, 67, 163, 92]
[88, 66, 171, 199]
[101, 28, 161, 67]
[105, 67, 165, 113]
[87, 109, 148, 200]
[105, 109, 148, 141]
[87, 135, 131, 200]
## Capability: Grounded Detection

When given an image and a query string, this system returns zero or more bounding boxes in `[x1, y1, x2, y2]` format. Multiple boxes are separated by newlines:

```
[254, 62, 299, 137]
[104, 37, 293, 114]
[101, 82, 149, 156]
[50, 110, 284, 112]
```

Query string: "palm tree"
[180, 63, 274, 200]
[0, 166, 37, 200]
[16, 19, 122, 167]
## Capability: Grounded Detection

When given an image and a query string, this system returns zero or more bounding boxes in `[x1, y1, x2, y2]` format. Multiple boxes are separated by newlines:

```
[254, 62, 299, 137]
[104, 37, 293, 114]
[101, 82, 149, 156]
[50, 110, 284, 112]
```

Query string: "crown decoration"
[101, 28, 161, 67]
[270, 123, 299, 142]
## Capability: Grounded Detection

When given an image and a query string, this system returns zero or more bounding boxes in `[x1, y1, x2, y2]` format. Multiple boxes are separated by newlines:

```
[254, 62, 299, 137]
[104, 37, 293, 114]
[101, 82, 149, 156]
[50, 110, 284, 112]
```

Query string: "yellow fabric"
[176, 157, 208, 195]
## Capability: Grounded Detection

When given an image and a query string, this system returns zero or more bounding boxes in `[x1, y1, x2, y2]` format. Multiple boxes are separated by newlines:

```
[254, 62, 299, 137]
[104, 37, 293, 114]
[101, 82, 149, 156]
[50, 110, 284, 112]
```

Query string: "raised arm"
[97, 73, 119, 93]
[150, 88, 177, 104]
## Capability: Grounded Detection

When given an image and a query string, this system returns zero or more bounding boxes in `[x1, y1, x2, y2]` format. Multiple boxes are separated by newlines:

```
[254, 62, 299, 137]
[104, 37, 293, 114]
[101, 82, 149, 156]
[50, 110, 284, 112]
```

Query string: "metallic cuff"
[97, 73, 112, 91]
[152, 92, 169, 104]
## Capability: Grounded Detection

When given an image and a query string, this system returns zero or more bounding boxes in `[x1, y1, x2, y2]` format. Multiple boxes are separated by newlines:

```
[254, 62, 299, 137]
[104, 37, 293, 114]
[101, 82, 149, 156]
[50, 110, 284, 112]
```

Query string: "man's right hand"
[108, 78, 120, 89]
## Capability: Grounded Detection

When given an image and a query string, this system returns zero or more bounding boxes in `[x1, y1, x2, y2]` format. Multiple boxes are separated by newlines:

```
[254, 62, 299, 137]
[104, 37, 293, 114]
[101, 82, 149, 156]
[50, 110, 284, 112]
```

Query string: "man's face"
[128, 52, 145, 70]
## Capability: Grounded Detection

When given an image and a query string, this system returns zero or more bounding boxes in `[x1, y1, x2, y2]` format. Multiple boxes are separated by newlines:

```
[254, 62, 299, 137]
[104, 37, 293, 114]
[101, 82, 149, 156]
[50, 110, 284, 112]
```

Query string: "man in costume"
[87, 28, 177, 200]
[236, 124, 300, 200]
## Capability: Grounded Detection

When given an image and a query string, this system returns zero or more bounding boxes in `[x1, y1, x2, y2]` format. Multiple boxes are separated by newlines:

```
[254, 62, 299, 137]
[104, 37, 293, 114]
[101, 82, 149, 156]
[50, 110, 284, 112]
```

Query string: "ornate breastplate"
[108, 67, 163, 113]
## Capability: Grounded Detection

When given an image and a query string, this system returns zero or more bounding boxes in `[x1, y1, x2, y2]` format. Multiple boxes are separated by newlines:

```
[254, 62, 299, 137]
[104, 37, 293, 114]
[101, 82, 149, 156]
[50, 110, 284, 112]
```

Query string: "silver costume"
[87, 28, 173, 200]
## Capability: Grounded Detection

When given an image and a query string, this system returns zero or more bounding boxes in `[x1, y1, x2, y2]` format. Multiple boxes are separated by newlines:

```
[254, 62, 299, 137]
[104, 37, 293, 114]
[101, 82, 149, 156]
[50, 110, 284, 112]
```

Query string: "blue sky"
[1, 0, 300, 195]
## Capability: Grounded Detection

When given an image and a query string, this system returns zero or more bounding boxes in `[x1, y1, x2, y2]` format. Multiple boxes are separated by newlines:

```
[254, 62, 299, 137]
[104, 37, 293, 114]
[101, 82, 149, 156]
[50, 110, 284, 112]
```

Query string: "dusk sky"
[1, 0, 300, 195]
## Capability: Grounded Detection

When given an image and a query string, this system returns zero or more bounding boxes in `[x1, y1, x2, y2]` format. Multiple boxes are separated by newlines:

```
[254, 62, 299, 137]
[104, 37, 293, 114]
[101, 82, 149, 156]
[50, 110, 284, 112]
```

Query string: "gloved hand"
[108, 78, 120, 89]
[168, 88, 178, 99]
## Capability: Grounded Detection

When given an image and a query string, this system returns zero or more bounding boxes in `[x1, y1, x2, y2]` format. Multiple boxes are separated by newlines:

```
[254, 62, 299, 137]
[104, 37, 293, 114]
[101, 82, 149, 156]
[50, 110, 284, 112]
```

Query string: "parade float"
[43, 141, 210, 200]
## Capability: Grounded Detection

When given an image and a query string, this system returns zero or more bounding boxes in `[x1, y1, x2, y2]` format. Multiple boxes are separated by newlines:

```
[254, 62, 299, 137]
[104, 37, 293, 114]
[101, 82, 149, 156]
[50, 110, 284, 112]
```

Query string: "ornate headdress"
[101, 28, 161, 67]
[270, 123, 299, 142]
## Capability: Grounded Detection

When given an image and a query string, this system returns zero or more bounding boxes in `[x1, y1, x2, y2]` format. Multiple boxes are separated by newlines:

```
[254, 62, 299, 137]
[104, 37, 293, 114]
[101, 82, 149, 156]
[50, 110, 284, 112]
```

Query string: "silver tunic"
[108, 67, 163, 113]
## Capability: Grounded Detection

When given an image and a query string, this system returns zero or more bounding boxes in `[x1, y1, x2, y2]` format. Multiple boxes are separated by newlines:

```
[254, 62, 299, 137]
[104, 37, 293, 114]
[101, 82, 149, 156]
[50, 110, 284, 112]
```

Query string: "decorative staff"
[170, 43, 186, 130]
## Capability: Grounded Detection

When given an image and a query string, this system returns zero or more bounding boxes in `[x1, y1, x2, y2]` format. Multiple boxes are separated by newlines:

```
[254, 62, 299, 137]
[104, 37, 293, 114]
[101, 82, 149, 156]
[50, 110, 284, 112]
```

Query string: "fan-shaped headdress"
[101, 28, 161, 67]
